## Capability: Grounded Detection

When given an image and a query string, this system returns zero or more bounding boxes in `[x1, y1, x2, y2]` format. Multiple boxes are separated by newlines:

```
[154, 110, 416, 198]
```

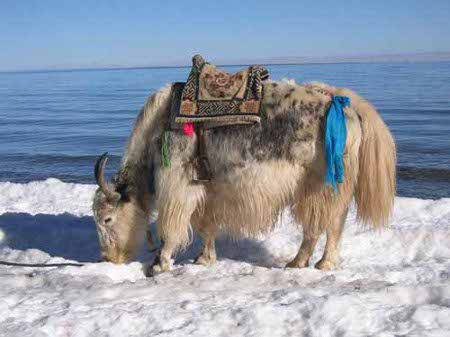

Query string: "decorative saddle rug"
[174, 55, 269, 126]
[165, 56, 350, 188]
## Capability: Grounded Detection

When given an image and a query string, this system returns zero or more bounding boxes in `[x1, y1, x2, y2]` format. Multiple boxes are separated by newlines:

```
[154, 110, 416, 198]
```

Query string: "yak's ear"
[115, 183, 130, 202]
[112, 168, 131, 202]
[95, 153, 121, 202]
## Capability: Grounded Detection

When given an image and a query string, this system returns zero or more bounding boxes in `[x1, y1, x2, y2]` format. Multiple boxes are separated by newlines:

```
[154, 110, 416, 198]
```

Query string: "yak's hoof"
[145, 264, 170, 277]
[194, 254, 216, 266]
[145, 266, 154, 277]
[314, 259, 336, 271]
[285, 259, 309, 269]
[145, 261, 171, 277]
[145, 264, 158, 277]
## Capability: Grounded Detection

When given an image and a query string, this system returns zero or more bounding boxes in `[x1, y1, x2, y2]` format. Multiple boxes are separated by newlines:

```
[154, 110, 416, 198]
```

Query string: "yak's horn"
[94, 152, 121, 202]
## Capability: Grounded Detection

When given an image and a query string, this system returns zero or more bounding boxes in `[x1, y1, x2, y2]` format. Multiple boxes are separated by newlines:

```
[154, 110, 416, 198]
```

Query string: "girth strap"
[192, 123, 211, 182]
[168, 83, 211, 181]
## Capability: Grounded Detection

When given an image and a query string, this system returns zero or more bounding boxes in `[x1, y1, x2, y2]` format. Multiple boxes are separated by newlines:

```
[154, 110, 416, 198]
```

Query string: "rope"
[0, 249, 160, 268]
[0, 260, 84, 268]
[161, 131, 171, 168]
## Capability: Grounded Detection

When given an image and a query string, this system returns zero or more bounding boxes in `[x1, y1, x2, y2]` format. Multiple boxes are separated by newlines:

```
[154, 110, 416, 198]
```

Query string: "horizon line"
[2, 51, 450, 74]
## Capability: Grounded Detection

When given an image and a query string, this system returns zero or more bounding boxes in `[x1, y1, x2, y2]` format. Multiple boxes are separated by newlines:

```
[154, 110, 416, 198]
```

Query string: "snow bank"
[0, 178, 96, 216]
[0, 179, 449, 337]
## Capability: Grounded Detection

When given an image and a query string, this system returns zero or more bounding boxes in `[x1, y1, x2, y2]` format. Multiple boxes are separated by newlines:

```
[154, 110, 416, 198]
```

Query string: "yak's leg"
[192, 213, 217, 266]
[195, 231, 216, 266]
[286, 181, 325, 269]
[286, 226, 322, 268]
[315, 207, 349, 271]
[148, 206, 197, 275]
[148, 240, 176, 275]
[147, 174, 205, 276]
[147, 213, 194, 276]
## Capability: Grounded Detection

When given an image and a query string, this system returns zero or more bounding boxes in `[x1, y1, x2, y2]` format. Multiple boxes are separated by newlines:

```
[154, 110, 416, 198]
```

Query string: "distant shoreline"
[2, 58, 450, 75]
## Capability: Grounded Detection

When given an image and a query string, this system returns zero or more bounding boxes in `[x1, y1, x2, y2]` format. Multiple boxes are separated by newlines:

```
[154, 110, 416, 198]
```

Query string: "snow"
[0, 179, 449, 337]
[0, 178, 96, 216]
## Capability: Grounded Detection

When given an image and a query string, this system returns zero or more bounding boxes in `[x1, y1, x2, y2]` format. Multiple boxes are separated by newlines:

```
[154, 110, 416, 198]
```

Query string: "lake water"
[0, 62, 449, 199]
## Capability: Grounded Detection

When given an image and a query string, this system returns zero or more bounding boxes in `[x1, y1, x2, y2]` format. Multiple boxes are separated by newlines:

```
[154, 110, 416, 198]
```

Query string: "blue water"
[0, 62, 449, 199]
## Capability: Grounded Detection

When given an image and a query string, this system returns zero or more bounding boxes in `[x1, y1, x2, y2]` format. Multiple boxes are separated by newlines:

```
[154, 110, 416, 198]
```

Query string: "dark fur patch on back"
[188, 87, 330, 176]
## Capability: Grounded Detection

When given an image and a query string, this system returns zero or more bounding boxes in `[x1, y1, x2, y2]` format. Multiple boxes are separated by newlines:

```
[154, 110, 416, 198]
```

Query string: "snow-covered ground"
[0, 179, 449, 337]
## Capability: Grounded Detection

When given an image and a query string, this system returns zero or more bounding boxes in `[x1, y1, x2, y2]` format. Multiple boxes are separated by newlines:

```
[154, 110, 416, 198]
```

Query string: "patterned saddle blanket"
[174, 55, 269, 126]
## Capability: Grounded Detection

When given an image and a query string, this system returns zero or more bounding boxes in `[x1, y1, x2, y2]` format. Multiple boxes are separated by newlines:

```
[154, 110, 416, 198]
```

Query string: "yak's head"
[92, 153, 148, 264]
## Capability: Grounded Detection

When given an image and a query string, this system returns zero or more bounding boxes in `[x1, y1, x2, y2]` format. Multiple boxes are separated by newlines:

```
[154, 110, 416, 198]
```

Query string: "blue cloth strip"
[325, 95, 350, 191]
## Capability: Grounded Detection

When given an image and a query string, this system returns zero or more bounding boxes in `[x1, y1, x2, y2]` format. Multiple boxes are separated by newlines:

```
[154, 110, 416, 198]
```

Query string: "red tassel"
[183, 123, 195, 137]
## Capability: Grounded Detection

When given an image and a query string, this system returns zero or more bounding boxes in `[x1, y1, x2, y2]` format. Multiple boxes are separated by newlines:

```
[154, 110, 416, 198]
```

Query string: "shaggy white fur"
[91, 80, 396, 275]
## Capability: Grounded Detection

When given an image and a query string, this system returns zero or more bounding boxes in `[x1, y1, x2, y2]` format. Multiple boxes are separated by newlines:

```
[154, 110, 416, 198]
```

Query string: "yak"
[92, 80, 396, 275]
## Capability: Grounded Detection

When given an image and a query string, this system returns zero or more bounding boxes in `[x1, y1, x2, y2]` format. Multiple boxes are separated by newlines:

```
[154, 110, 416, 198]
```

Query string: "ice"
[0, 179, 449, 336]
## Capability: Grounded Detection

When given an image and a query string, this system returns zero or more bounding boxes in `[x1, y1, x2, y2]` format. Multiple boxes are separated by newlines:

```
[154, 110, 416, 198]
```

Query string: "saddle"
[173, 55, 269, 127]
[168, 55, 270, 181]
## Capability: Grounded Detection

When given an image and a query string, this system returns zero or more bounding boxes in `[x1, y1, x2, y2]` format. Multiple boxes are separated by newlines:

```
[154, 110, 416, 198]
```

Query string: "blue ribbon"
[325, 95, 350, 191]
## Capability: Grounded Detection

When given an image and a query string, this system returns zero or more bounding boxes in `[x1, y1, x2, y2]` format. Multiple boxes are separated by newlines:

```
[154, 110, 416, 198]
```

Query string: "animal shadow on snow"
[148, 226, 277, 268]
[0, 213, 101, 262]
[0, 213, 277, 267]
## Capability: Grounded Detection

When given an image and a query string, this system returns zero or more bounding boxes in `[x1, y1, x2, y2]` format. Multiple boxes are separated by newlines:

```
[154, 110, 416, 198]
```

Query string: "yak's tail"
[337, 88, 396, 228]
[349, 92, 396, 228]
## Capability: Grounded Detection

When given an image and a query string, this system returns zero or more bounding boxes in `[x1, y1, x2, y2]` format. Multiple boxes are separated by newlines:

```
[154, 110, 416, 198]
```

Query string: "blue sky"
[1, 0, 450, 70]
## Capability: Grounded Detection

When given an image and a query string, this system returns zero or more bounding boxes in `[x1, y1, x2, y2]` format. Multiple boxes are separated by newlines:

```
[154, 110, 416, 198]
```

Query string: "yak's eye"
[104, 217, 112, 224]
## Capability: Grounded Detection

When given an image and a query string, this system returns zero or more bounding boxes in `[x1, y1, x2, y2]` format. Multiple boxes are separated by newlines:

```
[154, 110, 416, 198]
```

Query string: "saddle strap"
[168, 83, 211, 182]
[193, 123, 211, 182]
[169, 82, 185, 130]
